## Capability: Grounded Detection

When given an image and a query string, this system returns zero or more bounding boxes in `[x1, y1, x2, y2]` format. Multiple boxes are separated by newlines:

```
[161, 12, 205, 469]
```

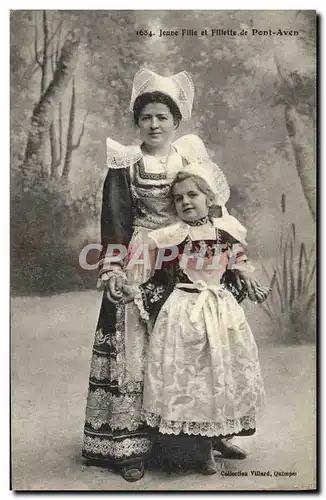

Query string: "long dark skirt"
[82, 292, 152, 468]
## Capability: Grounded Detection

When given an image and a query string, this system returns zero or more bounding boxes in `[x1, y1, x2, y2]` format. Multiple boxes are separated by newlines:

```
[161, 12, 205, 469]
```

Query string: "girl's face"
[173, 178, 211, 222]
[138, 102, 176, 148]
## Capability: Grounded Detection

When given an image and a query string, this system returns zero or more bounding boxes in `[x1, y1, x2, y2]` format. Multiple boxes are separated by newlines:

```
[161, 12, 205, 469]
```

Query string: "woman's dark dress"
[82, 150, 190, 467]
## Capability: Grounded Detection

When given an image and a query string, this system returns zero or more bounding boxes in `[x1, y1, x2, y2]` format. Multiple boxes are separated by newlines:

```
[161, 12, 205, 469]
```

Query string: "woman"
[82, 69, 244, 481]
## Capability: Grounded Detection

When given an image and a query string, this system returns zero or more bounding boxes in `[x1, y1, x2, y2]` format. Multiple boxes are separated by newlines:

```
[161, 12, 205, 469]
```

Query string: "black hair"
[133, 91, 182, 126]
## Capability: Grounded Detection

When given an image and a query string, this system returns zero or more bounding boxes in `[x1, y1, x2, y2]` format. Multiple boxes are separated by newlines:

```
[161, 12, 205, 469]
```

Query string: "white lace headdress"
[178, 160, 231, 207]
[129, 69, 195, 121]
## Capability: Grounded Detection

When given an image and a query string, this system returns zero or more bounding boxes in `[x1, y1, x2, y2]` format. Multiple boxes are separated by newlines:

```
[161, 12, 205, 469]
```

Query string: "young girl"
[123, 161, 270, 474]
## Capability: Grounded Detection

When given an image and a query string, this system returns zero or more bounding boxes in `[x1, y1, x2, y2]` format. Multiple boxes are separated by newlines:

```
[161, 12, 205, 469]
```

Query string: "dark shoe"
[213, 439, 247, 460]
[120, 462, 145, 482]
[200, 452, 218, 475]
[200, 460, 218, 475]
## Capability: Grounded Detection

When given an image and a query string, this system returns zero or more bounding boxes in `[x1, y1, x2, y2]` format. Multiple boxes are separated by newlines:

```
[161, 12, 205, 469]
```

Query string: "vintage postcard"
[10, 10, 316, 491]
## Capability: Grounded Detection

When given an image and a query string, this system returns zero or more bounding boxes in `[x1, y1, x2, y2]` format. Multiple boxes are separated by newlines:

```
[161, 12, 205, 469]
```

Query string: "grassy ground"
[11, 291, 316, 491]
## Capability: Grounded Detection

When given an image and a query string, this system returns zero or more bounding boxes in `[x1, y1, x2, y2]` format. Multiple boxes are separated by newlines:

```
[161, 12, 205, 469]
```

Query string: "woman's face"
[137, 102, 176, 148]
[173, 178, 211, 222]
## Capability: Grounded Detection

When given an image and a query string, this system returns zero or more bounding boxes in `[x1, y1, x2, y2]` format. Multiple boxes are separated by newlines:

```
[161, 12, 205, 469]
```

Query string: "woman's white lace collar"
[106, 134, 211, 170]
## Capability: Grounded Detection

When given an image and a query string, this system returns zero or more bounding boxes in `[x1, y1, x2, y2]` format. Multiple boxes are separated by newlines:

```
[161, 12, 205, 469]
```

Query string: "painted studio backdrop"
[10, 10, 316, 491]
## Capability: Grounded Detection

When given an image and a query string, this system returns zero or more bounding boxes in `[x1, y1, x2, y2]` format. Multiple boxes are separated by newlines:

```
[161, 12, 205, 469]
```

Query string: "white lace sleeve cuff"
[98, 256, 124, 273]
[232, 262, 256, 273]
[97, 268, 127, 290]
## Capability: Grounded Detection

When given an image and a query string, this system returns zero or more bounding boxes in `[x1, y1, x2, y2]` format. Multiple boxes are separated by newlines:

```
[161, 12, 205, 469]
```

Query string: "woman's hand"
[106, 274, 125, 304]
[234, 270, 271, 303]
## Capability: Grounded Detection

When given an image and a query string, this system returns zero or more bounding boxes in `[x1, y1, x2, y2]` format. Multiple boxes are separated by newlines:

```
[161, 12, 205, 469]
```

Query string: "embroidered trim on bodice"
[130, 154, 185, 229]
[137, 160, 167, 181]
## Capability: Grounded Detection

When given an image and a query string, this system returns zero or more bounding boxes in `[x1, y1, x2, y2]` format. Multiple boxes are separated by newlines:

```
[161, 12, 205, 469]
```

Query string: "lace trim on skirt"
[142, 408, 256, 437]
[83, 435, 152, 459]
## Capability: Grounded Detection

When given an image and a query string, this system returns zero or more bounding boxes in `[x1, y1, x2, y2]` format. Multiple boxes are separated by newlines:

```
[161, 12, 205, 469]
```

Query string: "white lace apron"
[117, 226, 157, 390]
[142, 272, 266, 437]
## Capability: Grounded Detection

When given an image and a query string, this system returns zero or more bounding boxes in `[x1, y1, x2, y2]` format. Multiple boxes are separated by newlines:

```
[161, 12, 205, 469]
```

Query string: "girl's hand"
[252, 284, 271, 303]
[121, 285, 135, 304]
[234, 270, 271, 303]
[106, 274, 125, 303]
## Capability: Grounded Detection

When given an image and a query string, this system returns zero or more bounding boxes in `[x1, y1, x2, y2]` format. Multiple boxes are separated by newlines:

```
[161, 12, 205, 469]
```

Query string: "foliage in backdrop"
[10, 10, 316, 341]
